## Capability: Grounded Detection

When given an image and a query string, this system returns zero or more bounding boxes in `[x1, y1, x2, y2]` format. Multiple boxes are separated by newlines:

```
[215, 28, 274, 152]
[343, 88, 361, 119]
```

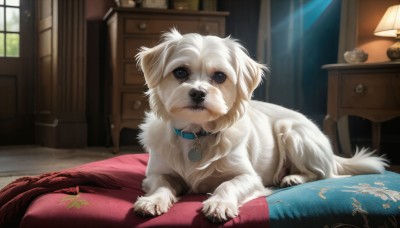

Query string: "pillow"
[267, 171, 400, 228]
[18, 154, 269, 228]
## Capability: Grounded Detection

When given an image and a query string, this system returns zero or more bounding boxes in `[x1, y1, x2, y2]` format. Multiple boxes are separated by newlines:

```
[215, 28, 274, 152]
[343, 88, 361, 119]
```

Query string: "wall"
[357, 0, 400, 62]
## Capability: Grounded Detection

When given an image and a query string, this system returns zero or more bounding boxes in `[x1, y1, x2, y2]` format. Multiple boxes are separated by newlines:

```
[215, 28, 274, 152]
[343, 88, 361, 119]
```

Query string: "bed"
[1, 153, 399, 228]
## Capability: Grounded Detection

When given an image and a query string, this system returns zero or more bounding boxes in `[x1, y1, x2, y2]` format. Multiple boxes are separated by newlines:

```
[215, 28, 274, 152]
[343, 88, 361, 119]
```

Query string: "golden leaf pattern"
[323, 181, 400, 228]
[383, 203, 391, 209]
[319, 188, 328, 200]
[311, 187, 329, 200]
[351, 198, 367, 216]
[342, 183, 400, 203]
[61, 194, 89, 209]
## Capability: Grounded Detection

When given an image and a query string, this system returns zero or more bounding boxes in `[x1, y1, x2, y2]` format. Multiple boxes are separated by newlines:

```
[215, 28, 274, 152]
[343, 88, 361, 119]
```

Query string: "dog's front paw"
[280, 174, 305, 187]
[202, 197, 239, 223]
[134, 196, 173, 217]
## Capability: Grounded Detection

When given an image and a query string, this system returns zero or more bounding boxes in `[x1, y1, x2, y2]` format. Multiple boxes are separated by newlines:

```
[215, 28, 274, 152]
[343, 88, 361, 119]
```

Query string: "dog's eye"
[212, 71, 227, 84]
[173, 67, 190, 81]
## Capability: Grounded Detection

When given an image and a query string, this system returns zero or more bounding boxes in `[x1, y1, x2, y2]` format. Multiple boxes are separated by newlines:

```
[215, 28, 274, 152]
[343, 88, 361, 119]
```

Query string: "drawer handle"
[132, 100, 142, 110]
[201, 24, 211, 35]
[354, 84, 366, 94]
[204, 25, 210, 33]
[138, 22, 147, 30]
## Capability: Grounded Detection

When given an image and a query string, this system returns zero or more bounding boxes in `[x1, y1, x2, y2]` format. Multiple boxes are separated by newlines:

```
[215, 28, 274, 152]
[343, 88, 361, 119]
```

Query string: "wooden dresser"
[104, 7, 228, 153]
[322, 62, 400, 157]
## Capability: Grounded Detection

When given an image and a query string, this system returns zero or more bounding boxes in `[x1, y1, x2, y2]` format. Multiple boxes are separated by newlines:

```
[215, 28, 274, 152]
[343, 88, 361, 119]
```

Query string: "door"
[0, 0, 35, 145]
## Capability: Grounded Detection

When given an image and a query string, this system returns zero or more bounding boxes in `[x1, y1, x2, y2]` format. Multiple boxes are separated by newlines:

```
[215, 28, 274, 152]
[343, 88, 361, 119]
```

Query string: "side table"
[322, 62, 400, 157]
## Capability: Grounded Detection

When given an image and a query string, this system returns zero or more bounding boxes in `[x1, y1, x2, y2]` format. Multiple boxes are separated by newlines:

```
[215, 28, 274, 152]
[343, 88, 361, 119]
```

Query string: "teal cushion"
[267, 172, 400, 228]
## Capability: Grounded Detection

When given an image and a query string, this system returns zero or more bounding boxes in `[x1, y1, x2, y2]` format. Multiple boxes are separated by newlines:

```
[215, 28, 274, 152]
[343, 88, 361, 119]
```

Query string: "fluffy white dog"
[133, 29, 388, 222]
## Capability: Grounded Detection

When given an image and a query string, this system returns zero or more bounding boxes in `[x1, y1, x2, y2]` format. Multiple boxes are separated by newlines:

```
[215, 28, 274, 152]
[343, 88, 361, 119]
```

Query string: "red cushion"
[22, 189, 268, 228]
[2, 154, 269, 227]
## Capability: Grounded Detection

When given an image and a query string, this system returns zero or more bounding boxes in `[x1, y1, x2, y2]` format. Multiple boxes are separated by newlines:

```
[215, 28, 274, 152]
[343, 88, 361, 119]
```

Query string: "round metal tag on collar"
[188, 147, 202, 162]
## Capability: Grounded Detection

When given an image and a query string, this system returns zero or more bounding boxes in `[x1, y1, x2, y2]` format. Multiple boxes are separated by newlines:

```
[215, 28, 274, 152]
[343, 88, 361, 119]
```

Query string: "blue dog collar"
[173, 128, 211, 140]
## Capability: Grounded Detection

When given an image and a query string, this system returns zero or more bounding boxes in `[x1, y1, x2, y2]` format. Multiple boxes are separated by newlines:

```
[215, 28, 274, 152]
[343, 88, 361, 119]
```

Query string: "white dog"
[133, 29, 388, 222]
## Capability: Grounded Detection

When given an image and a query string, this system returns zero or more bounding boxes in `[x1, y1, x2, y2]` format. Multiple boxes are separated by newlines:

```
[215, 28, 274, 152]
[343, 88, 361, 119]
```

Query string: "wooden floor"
[0, 145, 143, 189]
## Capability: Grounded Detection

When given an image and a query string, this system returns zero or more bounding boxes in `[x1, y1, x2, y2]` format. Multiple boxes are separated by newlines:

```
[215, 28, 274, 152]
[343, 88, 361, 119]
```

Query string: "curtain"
[337, 0, 359, 63]
[258, 0, 342, 126]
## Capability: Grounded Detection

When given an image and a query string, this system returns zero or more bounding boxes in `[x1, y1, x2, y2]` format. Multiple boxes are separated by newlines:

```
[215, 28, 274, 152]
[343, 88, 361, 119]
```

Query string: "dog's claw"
[202, 197, 238, 223]
[280, 175, 305, 187]
[133, 196, 172, 217]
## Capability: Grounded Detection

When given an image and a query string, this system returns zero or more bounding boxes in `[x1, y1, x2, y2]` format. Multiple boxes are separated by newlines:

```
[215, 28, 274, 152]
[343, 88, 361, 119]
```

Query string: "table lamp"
[374, 4, 400, 61]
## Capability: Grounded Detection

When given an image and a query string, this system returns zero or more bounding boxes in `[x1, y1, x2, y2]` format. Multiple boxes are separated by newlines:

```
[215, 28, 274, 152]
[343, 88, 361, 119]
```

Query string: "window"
[0, 0, 20, 57]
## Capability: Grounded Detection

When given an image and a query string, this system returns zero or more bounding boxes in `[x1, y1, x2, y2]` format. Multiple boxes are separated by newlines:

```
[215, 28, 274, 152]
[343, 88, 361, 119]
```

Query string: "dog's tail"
[334, 148, 389, 176]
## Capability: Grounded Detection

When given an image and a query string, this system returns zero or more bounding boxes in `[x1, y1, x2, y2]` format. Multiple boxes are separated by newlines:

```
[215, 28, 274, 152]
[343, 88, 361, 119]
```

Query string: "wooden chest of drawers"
[104, 8, 228, 153]
[322, 62, 400, 156]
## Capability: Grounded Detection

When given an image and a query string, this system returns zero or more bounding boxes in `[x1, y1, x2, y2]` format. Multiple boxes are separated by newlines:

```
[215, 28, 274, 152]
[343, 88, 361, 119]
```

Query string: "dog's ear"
[203, 39, 268, 133]
[136, 29, 182, 88]
[229, 39, 268, 100]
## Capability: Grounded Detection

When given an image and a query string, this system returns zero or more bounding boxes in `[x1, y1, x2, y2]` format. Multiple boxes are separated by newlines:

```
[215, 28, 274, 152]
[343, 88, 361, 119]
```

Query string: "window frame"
[0, 0, 20, 58]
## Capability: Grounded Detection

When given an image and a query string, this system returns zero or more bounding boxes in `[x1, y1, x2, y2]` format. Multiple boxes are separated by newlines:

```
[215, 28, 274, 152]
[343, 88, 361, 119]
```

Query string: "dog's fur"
[133, 29, 388, 222]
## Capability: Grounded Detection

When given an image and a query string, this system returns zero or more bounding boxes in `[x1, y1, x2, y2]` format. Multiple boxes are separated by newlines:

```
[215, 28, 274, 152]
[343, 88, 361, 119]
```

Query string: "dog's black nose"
[189, 89, 206, 104]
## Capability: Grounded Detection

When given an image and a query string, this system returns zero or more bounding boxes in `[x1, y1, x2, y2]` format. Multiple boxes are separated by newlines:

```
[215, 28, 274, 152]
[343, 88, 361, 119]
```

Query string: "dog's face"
[136, 29, 266, 131]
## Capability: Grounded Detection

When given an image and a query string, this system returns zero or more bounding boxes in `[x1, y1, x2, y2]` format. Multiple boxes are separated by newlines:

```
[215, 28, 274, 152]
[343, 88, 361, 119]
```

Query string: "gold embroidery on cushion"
[351, 198, 369, 225]
[311, 187, 329, 200]
[342, 183, 400, 203]
[61, 194, 89, 209]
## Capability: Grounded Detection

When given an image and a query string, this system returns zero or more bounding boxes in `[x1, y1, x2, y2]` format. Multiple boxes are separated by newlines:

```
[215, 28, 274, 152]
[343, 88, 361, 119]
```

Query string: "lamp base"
[387, 40, 400, 61]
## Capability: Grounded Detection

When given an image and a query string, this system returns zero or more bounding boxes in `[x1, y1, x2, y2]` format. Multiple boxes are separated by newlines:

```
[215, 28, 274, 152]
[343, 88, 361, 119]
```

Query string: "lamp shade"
[374, 4, 400, 37]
